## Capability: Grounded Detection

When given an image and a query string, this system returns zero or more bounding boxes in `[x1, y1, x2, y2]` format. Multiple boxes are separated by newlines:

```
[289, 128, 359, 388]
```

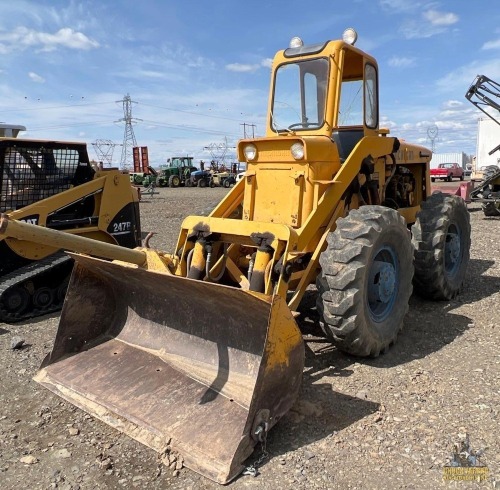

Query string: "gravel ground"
[1, 185, 499, 490]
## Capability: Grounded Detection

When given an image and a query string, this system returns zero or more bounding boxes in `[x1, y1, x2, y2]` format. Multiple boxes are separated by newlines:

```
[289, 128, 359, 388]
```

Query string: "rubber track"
[0, 252, 73, 323]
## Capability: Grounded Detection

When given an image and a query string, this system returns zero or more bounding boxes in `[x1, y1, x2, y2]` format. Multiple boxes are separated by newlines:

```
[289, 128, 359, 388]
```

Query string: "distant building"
[0, 124, 26, 138]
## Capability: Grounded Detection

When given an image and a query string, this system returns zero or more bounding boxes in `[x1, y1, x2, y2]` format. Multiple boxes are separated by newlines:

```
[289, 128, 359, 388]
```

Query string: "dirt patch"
[1, 186, 498, 489]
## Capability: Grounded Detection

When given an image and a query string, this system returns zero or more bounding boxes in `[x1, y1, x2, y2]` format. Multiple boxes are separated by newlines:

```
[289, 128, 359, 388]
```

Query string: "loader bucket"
[34, 254, 304, 484]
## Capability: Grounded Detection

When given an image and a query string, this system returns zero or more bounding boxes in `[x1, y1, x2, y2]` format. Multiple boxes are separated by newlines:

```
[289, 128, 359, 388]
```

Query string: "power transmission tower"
[427, 125, 439, 152]
[116, 94, 141, 169]
[92, 139, 118, 167]
[241, 122, 256, 138]
[204, 137, 236, 169]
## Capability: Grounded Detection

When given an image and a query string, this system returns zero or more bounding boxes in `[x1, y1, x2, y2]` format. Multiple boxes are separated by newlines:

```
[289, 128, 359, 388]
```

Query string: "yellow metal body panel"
[3, 170, 139, 260]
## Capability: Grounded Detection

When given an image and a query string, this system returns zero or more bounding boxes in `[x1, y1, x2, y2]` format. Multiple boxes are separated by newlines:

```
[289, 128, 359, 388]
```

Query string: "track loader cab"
[0, 138, 141, 321]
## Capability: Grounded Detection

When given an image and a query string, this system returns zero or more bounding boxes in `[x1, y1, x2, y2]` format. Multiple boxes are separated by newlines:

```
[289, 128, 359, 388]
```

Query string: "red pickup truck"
[430, 163, 465, 182]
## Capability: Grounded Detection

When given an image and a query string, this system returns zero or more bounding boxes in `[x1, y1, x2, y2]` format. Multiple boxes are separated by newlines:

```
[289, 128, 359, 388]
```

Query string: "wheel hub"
[7, 293, 23, 310]
[445, 224, 461, 276]
[369, 261, 396, 304]
[33, 287, 54, 308]
[4, 287, 30, 315]
[367, 247, 398, 322]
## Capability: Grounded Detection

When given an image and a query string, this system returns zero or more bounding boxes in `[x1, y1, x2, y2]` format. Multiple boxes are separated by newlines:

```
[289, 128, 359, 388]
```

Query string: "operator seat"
[332, 128, 364, 163]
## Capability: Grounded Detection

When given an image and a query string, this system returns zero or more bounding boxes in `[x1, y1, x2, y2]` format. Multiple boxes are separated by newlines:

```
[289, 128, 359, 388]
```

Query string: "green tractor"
[160, 157, 198, 187]
[129, 172, 148, 186]
[142, 167, 160, 187]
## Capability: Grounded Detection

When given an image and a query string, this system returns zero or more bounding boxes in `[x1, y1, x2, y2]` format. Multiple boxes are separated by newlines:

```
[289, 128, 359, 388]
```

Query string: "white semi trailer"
[473, 117, 500, 180]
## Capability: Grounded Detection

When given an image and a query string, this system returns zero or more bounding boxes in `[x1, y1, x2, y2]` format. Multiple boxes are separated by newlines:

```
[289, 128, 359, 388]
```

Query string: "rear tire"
[198, 179, 207, 188]
[169, 175, 180, 188]
[316, 206, 414, 357]
[411, 192, 470, 300]
[447, 174, 452, 182]
[431, 177, 435, 182]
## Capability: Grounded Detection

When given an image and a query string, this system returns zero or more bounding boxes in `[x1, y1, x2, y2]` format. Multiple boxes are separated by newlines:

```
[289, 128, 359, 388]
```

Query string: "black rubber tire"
[431, 177, 435, 183]
[316, 206, 414, 357]
[483, 202, 500, 216]
[459, 174, 464, 181]
[185, 178, 192, 187]
[198, 179, 207, 188]
[223, 179, 231, 188]
[411, 192, 470, 300]
[169, 175, 180, 188]
[482, 165, 499, 180]
[481, 166, 500, 217]
[447, 174, 452, 182]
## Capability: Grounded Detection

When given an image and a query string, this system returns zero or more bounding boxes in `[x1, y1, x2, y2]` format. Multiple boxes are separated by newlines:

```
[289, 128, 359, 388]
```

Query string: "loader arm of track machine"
[2, 168, 141, 259]
[33, 30, 432, 485]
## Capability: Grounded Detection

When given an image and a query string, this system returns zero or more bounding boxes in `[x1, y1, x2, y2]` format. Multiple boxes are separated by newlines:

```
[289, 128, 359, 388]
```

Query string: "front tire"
[411, 192, 470, 300]
[316, 206, 414, 357]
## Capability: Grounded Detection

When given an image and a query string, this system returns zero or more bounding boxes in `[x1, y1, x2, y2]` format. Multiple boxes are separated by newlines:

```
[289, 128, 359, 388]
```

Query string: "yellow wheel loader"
[0, 29, 470, 484]
[0, 137, 141, 322]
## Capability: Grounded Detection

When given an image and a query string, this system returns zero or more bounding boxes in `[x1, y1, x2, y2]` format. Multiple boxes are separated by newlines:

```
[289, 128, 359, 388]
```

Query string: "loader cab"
[268, 29, 380, 159]
[238, 30, 382, 228]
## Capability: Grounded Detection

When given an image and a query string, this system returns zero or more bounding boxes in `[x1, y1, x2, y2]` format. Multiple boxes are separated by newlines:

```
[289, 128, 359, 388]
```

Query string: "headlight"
[244, 144, 257, 161]
[291, 142, 305, 160]
[342, 28, 358, 45]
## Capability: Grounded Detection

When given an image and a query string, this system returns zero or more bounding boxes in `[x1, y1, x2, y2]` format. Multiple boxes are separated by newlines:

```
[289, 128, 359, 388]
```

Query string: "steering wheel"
[288, 122, 314, 130]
